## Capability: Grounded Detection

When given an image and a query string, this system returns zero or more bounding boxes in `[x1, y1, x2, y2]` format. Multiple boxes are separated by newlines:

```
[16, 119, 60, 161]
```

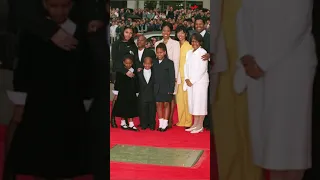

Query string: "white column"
[156, 1, 160, 9]
[127, 1, 137, 9]
[138, 1, 144, 9]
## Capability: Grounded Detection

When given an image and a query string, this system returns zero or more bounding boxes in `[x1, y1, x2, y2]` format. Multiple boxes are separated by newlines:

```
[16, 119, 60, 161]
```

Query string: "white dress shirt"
[200, 30, 206, 37]
[143, 69, 151, 84]
[138, 48, 145, 62]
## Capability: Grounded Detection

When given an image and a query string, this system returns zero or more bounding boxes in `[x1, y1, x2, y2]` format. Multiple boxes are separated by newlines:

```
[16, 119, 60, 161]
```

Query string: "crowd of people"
[109, 6, 210, 45]
[110, 9, 213, 133]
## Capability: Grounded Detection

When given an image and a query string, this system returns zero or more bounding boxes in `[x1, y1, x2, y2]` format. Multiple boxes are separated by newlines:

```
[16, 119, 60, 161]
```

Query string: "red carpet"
[0, 103, 213, 180]
[110, 103, 212, 180]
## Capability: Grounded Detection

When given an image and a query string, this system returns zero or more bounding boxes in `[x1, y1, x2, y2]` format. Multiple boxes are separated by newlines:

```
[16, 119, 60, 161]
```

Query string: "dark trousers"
[139, 101, 156, 128]
[203, 81, 211, 129]
[88, 98, 108, 180]
[87, 28, 109, 180]
[303, 0, 319, 178]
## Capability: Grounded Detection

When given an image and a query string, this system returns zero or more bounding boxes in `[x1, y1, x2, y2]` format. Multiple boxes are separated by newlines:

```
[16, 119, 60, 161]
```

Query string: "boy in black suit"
[137, 57, 156, 130]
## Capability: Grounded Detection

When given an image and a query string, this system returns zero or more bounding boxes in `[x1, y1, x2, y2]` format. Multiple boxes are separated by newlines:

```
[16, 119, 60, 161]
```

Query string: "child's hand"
[126, 71, 135, 78]
[137, 68, 143, 72]
[51, 28, 78, 51]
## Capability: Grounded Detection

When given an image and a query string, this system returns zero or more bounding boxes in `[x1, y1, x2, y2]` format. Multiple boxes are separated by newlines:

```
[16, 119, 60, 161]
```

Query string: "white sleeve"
[190, 50, 208, 84]
[173, 41, 180, 79]
[184, 52, 190, 79]
[253, 0, 312, 71]
[112, 90, 119, 95]
[6, 90, 27, 105]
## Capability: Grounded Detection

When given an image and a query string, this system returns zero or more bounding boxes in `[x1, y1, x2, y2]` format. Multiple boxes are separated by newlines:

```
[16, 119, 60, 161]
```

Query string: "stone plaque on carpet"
[110, 144, 204, 167]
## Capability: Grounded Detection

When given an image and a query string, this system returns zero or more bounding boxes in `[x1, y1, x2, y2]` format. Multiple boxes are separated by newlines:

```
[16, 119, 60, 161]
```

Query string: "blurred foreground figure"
[235, 0, 316, 180]
[211, 0, 263, 179]
[3, 0, 107, 179]
[4, 0, 92, 179]
[303, 0, 320, 179]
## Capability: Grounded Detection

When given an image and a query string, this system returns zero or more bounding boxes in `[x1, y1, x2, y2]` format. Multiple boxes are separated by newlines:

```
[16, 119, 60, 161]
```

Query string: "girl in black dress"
[153, 43, 175, 132]
[112, 55, 139, 131]
[111, 26, 138, 128]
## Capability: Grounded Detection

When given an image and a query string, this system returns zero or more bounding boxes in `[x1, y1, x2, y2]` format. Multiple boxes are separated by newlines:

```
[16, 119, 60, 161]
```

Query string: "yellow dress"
[176, 41, 193, 127]
[213, 0, 263, 179]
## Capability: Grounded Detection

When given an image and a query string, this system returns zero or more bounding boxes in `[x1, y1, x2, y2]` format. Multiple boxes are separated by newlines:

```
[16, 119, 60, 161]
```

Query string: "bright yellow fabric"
[213, 0, 263, 180]
[178, 41, 192, 79]
[176, 41, 193, 127]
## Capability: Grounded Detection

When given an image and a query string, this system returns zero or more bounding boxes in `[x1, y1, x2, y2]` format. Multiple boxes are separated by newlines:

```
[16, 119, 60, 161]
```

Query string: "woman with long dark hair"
[174, 25, 193, 128]
[110, 26, 138, 128]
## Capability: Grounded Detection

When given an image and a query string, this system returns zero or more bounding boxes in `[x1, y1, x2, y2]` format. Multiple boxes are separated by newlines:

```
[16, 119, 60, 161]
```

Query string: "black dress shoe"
[129, 126, 139, 131]
[149, 126, 155, 131]
[141, 127, 147, 130]
[160, 127, 168, 132]
[120, 125, 128, 130]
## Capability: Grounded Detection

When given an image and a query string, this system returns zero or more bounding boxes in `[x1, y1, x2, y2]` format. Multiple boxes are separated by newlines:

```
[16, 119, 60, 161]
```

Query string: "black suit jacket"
[202, 32, 210, 53]
[135, 48, 156, 69]
[153, 58, 175, 95]
[137, 70, 155, 102]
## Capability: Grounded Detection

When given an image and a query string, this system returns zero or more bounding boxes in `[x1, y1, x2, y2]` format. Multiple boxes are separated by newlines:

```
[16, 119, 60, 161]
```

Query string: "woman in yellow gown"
[211, 0, 263, 179]
[175, 25, 193, 128]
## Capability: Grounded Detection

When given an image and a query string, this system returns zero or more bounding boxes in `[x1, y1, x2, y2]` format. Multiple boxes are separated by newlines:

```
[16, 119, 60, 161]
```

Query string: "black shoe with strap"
[121, 124, 128, 130]
[160, 126, 168, 132]
[129, 126, 139, 131]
